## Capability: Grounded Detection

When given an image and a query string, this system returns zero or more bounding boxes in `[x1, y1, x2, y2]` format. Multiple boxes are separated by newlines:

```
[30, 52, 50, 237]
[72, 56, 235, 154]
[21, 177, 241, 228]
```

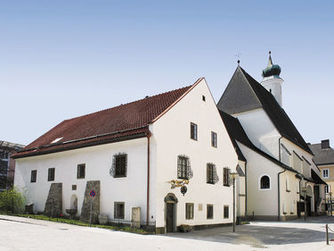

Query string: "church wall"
[234, 108, 281, 159]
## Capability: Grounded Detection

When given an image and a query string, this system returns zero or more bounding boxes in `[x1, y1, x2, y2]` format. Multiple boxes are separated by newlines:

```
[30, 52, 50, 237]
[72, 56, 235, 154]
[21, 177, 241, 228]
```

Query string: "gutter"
[146, 131, 152, 226]
[245, 161, 248, 219]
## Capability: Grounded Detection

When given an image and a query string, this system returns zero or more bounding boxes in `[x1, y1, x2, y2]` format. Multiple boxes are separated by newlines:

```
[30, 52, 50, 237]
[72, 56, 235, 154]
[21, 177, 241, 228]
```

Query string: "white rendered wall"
[234, 109, 281, 159]
[14, 138, 150, 223]
[261, 76, 283, 106]
[238, 143, 280, 217]
[151, 79, 239, 229]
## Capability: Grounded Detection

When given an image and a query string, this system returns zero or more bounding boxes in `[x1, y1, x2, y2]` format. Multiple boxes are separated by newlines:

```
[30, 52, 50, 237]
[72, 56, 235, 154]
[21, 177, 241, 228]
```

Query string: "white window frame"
[259, 174, 271, 190]
[323, 168, 329, 178]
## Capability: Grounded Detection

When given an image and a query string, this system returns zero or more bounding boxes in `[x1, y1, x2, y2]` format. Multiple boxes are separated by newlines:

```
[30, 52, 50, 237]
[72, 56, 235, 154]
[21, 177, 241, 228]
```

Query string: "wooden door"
[166, 203, 174, 232]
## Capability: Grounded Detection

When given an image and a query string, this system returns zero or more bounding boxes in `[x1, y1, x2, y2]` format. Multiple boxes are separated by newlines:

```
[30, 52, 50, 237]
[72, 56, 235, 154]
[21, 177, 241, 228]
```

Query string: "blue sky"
[1, 0, 333, 146]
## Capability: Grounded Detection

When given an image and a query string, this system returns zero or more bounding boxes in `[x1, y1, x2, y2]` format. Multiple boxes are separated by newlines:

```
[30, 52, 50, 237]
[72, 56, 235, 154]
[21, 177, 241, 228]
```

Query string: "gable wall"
[151, 79, 239, 228]
[234, 109, 281, 159]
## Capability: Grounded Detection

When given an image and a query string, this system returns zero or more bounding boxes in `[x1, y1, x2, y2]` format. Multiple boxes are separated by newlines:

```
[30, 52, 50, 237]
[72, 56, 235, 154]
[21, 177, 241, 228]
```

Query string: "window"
[286, 178, 290, 192]
[211, 131, 217, 148]
[115, 154, 127, 178]
[0, 151, 8, 159]
[190, 123, 198, 140]
[185, 203, 194, 220]
[77, 164, 85, 179]
[202, 95, 206, 102]
[30, 170, 37, 183]
[207, 164, 215, 184]
[207, 204, 213, 219]
[48, 168, 55, 181]
[114, 202, 125, 219]
[325, 185, 330, 194]
[72, 185, 77, 191]
[177, 156, 190, 179]
[260, 175, 270, 189]
[223, 168, 230, 186]
[224, 205, 229, 219]
[323, 169, 329, 178]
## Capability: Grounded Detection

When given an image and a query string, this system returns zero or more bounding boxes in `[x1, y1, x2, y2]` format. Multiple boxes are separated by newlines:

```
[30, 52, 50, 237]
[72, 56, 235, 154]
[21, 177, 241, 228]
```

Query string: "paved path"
[0, 215, 333, 251]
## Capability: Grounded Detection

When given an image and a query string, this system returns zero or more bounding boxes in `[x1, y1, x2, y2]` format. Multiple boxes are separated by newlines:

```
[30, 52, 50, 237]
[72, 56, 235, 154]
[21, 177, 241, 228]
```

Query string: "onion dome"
[262, 51, 281, 77]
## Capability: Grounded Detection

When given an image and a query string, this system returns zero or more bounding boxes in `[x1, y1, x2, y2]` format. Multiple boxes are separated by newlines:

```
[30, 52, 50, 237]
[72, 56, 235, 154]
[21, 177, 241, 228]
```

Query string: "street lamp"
[230, 172, 238, 232]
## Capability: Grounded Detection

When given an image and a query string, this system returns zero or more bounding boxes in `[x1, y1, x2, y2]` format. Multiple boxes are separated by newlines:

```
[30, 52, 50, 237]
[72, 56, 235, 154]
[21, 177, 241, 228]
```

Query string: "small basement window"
[185, 203, 194, 220]
[224, 205, 229, 219]
[207, 204, 213, 219]
[114, 202, 125, 219]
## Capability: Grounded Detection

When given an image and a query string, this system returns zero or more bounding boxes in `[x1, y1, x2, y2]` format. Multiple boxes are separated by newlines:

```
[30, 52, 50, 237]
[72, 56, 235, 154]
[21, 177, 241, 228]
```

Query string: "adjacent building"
[0, 141, 25, 191]
[218, 53, 326, 220]
[309, 139, 334, 210]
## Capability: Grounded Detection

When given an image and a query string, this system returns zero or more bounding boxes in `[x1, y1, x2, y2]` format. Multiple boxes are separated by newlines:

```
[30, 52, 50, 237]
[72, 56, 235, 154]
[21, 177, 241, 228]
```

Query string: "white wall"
[234, 109, 281, 159]
[238, 143, 280, 217]
[151, 79, 239, 228]
[15, 138, 149, 223]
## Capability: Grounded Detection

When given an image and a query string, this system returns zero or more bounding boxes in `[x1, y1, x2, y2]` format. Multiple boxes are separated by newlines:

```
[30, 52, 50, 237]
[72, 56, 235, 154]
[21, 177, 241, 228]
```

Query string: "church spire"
[262, 51, 281, 78]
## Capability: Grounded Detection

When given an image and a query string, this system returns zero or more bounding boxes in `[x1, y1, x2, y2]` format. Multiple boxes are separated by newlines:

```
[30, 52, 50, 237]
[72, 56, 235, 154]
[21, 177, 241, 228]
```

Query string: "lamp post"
[330, 192, 333, 216]
[230, 172, 238, 232]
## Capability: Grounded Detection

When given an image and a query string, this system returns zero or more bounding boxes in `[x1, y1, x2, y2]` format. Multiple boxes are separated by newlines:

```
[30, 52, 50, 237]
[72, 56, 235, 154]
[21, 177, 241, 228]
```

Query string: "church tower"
[261, 51, 283, 106]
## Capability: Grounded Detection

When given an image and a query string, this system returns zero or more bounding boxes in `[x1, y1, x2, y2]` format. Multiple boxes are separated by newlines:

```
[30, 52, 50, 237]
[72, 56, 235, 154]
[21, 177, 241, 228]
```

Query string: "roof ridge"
[64, 84, 194, 122]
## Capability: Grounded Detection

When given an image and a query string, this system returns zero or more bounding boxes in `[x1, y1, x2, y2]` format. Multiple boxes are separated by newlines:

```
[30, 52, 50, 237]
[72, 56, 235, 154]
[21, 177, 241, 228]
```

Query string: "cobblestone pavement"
[0, 215, 334, 251]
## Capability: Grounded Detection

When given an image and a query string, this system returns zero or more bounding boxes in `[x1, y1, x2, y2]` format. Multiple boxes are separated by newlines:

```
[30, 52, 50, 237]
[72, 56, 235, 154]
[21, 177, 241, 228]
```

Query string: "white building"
[218, 53, 327, 220]
[13, 78, 240, 233]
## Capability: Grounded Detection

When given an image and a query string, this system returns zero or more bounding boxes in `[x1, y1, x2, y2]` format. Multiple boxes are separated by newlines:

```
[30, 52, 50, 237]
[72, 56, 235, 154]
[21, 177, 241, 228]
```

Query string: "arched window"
[260, 175, 270, 189]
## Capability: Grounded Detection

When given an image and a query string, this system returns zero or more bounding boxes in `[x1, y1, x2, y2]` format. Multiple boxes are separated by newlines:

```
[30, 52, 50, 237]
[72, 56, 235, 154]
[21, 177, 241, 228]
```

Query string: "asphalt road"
[0, 215, 333, 251]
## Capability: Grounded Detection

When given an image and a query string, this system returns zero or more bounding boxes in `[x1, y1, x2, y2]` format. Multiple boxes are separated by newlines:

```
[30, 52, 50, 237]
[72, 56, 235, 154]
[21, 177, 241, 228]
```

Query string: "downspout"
[146, 131, 152, 226]
[245, 161, 248, 219]
[277, 136, 285, 221]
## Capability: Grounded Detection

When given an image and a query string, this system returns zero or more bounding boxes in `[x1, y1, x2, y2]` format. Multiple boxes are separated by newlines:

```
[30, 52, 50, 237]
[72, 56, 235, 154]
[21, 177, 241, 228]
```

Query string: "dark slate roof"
[13, 80, 200, 159]
[220, 110, 297, 173]
[218, 66, 312, 155]
[309, 143, 334, 165]
[311, 169, 327, 185]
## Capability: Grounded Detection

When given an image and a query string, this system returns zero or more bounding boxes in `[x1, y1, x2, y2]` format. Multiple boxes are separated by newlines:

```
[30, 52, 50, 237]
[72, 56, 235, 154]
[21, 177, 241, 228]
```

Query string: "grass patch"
[12, 214, 152, 235]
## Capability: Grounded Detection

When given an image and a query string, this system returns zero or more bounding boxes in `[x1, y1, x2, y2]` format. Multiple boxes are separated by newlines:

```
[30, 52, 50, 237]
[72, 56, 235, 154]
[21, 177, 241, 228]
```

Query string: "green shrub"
[0, 188, 25, 214]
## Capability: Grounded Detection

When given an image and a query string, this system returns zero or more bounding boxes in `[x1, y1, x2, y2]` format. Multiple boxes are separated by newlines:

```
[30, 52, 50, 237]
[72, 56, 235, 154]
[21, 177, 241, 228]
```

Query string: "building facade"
[309, 139, 334, 212]
[0, 141, 25, 191]
[14, 78, 240, 233]
[217, 53, 326, 220]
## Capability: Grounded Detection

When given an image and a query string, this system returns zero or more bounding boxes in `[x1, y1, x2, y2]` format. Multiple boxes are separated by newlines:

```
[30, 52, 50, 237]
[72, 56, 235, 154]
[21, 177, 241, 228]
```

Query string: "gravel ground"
[0, 215, 333, 251]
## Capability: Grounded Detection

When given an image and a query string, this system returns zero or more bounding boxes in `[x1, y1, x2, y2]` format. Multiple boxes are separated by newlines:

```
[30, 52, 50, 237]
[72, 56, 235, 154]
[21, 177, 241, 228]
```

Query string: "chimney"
[321, 139, 330, 149]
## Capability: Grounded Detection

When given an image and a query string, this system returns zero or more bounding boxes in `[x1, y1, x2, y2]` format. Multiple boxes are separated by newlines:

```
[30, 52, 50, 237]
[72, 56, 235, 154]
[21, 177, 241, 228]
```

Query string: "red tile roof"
[13, 81, 200, 159]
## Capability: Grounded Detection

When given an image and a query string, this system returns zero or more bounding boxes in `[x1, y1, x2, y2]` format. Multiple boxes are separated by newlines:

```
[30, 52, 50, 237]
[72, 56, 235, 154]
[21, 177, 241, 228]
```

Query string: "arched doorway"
[164, 193, 178, 233]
